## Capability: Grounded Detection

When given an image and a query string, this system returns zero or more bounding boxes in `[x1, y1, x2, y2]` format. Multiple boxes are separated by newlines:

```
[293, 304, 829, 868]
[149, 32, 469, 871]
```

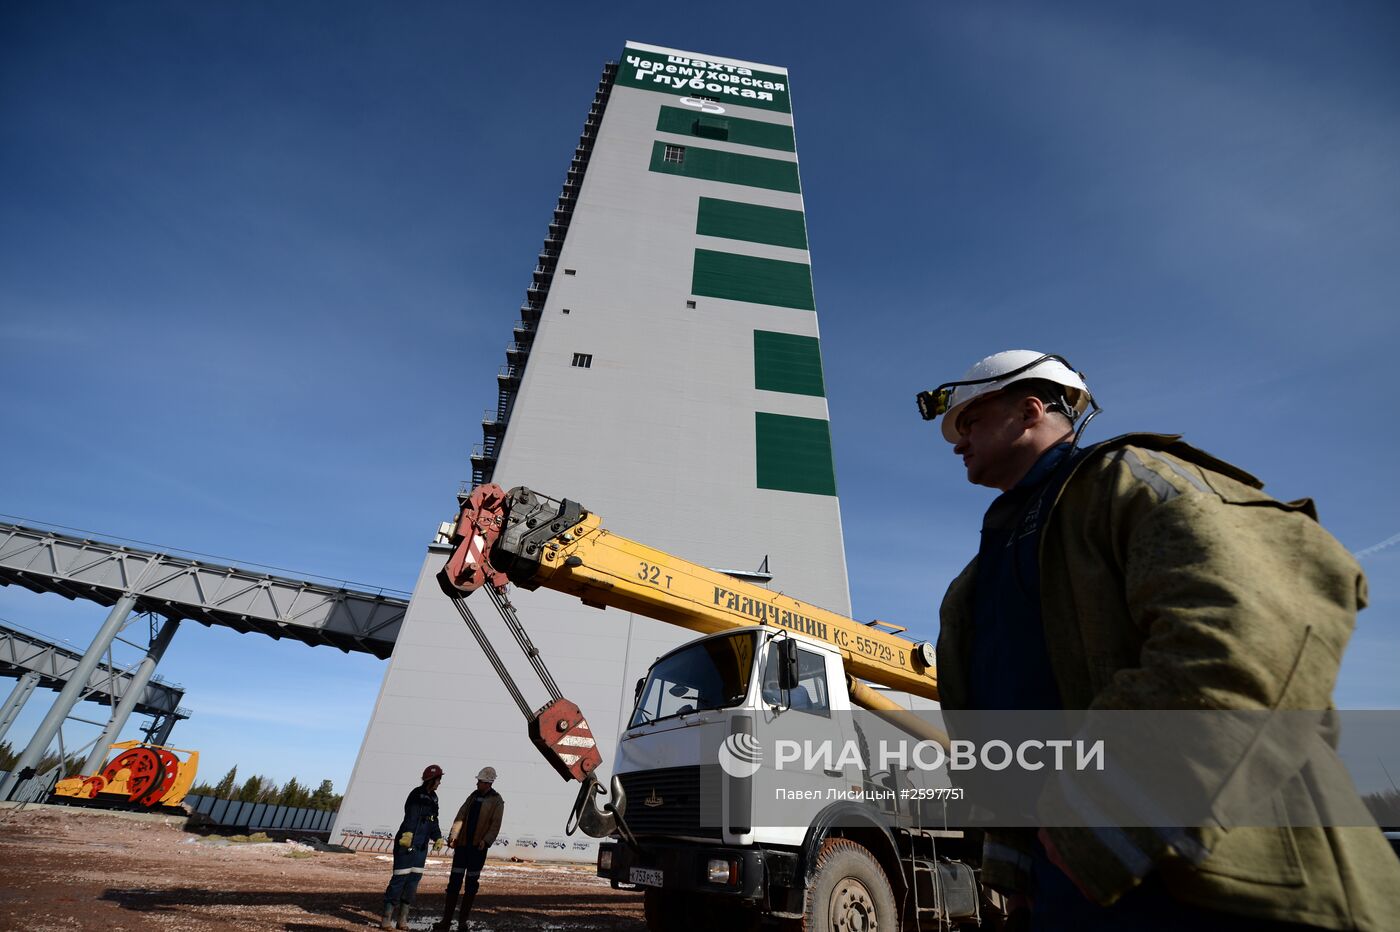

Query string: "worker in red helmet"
[380, 764, 444, 929]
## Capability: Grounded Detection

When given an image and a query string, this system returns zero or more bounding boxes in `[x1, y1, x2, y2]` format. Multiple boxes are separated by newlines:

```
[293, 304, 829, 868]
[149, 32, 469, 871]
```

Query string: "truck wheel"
[803, 838, 897, 932]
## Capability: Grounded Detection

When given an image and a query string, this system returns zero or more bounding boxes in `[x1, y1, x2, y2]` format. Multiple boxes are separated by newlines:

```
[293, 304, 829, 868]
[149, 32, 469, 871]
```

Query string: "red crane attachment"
[435, 486, 627, 841]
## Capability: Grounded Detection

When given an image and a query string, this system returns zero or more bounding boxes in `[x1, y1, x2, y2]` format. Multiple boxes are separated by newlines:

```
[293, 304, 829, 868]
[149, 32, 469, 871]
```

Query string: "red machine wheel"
[101, 747, 166, 804]
[135, 748, 181, 807]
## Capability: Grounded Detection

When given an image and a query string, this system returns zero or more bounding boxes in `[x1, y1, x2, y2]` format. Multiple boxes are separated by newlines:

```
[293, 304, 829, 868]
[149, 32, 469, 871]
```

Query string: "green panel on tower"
[692, 249, 814, 310]
[754, 330, 826, 396]
[656, 107, 796, 151]
[755, 412, 837, 496]
[697, 198, 808, 249]
[649, 143, 801, 193]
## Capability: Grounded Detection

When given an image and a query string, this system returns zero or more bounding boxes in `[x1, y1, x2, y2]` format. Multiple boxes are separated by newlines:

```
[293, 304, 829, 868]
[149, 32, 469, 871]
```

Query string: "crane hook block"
[529, 698, 604, 783]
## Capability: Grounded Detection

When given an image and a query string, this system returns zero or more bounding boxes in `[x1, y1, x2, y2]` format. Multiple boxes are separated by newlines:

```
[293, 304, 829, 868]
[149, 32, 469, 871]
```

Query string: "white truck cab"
[598, 627, 981, 931]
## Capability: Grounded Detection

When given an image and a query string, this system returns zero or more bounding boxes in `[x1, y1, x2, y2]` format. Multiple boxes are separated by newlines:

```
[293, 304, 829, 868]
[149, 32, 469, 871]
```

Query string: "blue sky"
[2, 2, 1397, 792]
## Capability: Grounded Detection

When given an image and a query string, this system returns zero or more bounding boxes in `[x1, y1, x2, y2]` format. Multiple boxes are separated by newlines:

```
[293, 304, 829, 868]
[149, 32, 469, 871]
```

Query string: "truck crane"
[437, 484, 984, 931]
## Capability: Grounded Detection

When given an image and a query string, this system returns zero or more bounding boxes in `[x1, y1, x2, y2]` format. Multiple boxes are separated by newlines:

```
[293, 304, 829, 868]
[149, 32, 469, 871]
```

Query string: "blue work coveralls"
[383, 784, 442, 909]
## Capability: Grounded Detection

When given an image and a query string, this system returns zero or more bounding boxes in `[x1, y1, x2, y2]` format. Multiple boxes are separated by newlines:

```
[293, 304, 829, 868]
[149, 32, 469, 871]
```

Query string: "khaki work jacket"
[937, 433, 1400, 930]
[450, 791, 504, 850]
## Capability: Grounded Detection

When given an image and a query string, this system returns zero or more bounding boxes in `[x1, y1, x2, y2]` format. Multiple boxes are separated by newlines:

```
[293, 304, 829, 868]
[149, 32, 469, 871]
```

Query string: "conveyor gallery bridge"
[0, 619, 190, 742]
[0, 519, 408, 801]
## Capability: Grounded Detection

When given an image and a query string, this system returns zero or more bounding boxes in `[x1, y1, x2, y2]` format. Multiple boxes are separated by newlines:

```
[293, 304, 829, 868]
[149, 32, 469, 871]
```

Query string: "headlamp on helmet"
[915, 386, 954, 421]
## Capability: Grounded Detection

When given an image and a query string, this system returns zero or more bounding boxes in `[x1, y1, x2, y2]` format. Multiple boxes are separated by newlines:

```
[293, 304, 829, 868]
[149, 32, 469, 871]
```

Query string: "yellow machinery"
[53, 740, 199, 808]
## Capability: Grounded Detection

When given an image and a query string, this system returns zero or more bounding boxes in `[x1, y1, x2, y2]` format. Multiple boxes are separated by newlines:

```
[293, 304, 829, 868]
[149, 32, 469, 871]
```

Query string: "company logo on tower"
[717, 732, 763, 778]
[679, 96, 726, 114]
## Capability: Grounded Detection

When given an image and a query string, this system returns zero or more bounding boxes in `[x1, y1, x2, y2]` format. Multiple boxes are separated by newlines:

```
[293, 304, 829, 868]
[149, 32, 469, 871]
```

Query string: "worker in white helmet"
[918, 349, 1093, 493]
[919, 351, 1400, 929]
[437, 765, 504, 930]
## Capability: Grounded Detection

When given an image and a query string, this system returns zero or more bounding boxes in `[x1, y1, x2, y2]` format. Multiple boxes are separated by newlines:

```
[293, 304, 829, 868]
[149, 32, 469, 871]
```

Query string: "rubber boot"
[395, 902, 411, 930]
[436, 889, 459, 931]
[379, 903, 396, 930]
[458, 892, 476, 929]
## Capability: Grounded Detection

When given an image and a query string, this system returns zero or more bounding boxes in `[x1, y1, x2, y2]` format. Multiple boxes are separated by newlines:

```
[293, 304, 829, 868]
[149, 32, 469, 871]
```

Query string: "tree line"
[189, 764, 343, 811]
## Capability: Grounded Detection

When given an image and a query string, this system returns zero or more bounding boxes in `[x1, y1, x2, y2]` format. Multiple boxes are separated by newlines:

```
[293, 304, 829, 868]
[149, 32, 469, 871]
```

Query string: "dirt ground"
[0, 803, 645, 932]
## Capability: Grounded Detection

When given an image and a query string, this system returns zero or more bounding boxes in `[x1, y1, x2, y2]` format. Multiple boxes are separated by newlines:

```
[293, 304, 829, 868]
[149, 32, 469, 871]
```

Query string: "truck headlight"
[598, 849, 613, 871]
[707, 858, 738, 885]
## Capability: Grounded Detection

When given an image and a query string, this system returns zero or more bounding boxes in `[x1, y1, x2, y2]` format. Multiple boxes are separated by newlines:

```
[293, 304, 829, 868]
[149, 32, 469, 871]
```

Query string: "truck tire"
[802, 838, 898, 932]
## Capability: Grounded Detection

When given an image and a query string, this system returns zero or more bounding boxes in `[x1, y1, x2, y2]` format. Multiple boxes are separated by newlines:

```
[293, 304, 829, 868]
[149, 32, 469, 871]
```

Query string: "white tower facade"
[333, 42, 849, 860]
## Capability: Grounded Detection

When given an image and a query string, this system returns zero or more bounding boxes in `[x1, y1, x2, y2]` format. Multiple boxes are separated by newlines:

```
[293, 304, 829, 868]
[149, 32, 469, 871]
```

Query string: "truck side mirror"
[634, 678, 646, 703]
[777, 639, 800, 692]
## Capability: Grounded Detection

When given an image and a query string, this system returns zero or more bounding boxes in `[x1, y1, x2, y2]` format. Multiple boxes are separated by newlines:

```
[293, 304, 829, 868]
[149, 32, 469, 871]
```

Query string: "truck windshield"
[630, 631, 758, 727]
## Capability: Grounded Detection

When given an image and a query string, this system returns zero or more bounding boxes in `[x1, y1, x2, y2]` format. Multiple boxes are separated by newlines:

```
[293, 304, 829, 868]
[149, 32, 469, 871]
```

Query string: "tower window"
[663, 144, 685, 164]
[686, 300, 697, 309]
[564, 268, 576, 275]
[572, 353, 593, 369]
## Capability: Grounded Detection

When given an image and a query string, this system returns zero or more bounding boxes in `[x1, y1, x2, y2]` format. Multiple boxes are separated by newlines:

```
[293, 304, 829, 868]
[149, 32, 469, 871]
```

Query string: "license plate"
[630, 867, 663, 888]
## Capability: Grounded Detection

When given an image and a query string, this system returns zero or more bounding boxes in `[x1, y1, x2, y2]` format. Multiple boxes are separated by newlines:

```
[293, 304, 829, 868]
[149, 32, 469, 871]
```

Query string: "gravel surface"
[0, 804, 645, 931]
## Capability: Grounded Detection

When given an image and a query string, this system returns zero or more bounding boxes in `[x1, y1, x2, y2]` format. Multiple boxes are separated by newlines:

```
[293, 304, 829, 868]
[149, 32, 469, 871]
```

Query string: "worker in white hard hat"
[919, 351, 1399, 929]
[917, 350, 1094, 492]
[437, 766, 504, 930]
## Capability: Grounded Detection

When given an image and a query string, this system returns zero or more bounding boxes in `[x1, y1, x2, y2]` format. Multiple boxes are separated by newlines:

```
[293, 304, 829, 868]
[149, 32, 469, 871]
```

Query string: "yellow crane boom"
[439, 484, 940, 703]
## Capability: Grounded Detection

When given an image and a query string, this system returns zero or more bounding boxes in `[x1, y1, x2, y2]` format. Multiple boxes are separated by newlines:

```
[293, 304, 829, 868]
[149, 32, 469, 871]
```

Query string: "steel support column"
[0, 593, 136, 800]
[81, 617, 180, 773]
[0, 671, 42, 746]
[145, 712, 178, 747]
